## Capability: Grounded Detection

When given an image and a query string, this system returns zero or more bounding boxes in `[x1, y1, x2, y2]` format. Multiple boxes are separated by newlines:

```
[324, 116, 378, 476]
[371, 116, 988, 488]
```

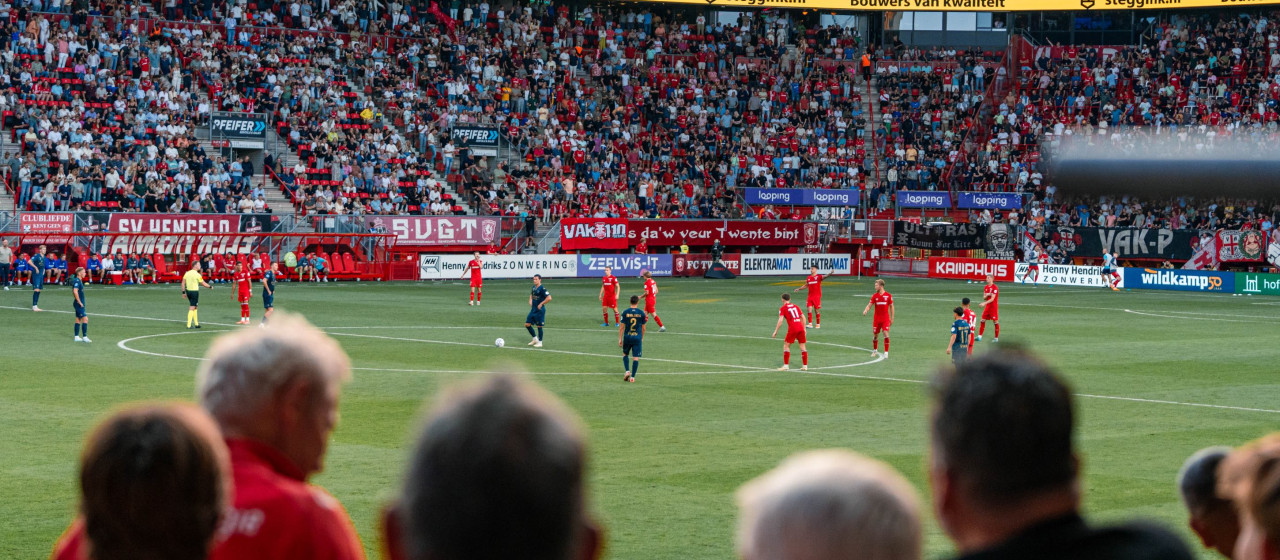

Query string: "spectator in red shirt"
[382, 375, 602, 560]
[194, 313, 364, 559]
[53, 403, 230, 560]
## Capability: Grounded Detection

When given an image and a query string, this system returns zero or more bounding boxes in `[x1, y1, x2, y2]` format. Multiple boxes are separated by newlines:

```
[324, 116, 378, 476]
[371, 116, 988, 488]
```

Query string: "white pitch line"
[803, 370, 1280, 414]
[1123, 309, 1278, 324]
[0, 305, 243, 327]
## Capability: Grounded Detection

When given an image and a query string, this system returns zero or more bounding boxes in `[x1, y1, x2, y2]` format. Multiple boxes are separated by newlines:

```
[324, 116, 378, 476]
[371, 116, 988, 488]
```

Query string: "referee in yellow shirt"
[182, 262, 213, 329]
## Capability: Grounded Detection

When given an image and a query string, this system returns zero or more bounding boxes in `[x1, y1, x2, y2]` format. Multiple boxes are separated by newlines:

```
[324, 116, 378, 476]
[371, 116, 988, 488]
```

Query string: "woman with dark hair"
[53, 403, 230, 560]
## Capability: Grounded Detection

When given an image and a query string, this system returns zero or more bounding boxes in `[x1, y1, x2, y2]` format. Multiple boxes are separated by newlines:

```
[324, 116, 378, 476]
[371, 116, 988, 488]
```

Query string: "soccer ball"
[495, 338, 505, 348]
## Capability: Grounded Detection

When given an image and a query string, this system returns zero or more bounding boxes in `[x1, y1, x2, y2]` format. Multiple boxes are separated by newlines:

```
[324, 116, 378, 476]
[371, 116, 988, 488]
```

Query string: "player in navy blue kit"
[72, 267, 90, 342]
[31, 244, 47, 311]
[946, 307, 972, 366]
[260, 263, 278, 327]
[525, 274, 552, 348]
[618, 295, 647, 383]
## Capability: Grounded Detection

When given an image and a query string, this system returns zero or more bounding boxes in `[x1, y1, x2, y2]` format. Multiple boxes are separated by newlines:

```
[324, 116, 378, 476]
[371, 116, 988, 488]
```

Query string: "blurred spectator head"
[736, 449, 921, 560]
[1178, 446, 1240, 558]
[78, 403, 230, 560]
[929, 347, 1078, 550]
[384, 375, 600, 560]
[196, 313, 351, 477]
[1220, 434, 1280, 560]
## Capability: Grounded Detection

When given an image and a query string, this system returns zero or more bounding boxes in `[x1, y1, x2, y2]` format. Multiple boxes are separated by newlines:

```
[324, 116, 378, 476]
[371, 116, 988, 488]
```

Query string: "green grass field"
[2, 275, 1278, 559]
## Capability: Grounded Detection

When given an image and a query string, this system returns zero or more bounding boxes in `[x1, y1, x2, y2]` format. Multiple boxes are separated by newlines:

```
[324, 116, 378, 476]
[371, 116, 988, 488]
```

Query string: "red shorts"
[602, 294, 617, 307]
[806, 296, 821, 309]
[784, 328, 807, 344]
[238, 292, 251, 303]
[644, 298, 656, 314]
[872, 319, 892, 334]
[982, 307, 999, 321]
[469, 277, 483, 288]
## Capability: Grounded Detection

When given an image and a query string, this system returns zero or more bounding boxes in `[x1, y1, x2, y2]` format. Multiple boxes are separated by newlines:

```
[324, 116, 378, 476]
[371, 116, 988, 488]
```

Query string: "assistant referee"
[182, 262, 213, 329]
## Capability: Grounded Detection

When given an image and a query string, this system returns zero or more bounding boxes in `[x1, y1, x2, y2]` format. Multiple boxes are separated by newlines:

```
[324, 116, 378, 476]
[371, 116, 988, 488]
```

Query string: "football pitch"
[2, 275, 1278, 559]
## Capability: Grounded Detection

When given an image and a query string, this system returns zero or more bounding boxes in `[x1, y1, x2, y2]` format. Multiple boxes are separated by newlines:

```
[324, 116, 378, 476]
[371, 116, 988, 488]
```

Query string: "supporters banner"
[19, 212, 74, 243]
[1013, 263, 1125, 288]
[108, 214, 240, 234]
[957, 192, 1023, 210]
[1270, 231, 1280, 269]
[560, 218, 629, 251]
[97, 235, 266, 257]
[984, 223, 1016, 259]
[1124, 268, 1234, 293]
[576, 254, 673, 277]
[739, 254, 852, 276]
[632, 0, 1280, 11]
[928, 257, 1015, 282]
[1237, 273, 1280, 296]
[1048, 226, 1198, 260]
[1216, 230, 1267, 262]
[892, 222, 986, 250]
[629, 220, 818, 247]
[672, 253, 742, 277]
[366, 216, 501, 246]
[895, 191, 952, 209]
[743, 188, 859, 207]
[1183, 232, 1219, 271]
[418, 254, 578, 280]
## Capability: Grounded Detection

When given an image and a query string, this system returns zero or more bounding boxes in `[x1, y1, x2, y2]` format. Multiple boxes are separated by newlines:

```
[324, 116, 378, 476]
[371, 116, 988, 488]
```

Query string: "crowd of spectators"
[52, 320, 1280, 560]
[952, 10, 1280, 233]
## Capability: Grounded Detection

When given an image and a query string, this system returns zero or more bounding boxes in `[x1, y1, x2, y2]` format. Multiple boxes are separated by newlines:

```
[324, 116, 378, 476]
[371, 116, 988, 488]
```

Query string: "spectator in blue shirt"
[86, 253, 103, 284]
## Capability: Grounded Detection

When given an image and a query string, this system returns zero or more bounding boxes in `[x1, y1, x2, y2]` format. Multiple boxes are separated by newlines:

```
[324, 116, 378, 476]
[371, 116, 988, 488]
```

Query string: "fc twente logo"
[1079, 0, 1095, 9]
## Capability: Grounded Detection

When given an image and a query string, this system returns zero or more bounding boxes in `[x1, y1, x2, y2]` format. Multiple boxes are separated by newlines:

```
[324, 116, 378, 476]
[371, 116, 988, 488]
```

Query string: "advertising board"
[1013, 263, 1125, 288]
[418, 254, 578, 280]
[1123, 267, 1234, 292]
[576, 254, 673, 277]
[928, 257, 1016, 282]
[739, 254, 852, 276]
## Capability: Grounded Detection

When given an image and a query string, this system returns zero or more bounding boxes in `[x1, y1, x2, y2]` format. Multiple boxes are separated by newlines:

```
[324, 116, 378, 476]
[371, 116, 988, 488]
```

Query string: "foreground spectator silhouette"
[1220, 434, 1280, 560]
[1178, 447, 1240, 559]
[382, 375, 601, 560]
[929, 348, 1194, 560]
[194, 313, 365, 559]
[52, 403, 230, 560]
[736, 449, 921, 560]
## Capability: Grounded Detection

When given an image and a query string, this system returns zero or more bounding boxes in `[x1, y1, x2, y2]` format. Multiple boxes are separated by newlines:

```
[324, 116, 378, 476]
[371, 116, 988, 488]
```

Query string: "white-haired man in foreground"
[737, 449, 922, 560]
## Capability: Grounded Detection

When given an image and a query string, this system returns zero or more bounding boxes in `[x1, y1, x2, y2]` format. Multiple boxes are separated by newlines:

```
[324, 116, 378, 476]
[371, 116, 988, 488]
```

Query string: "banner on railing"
[743, 188, 859, 207]
[739, 254, 852, 276]
[1271, 230, 1280, 269]
[984, 223, 1016, 259]
[1014, 263, 1125, 288]
[630, 220, 819, 247]
[893, 222, 986, 250]
[672, 253, 742, 277]
[418, 254, 578, 280]
[449, 126, 500, 157]
[895, 191, 952, 209]
[1124, 267, 1234, 293]
[19, 212, 74, 243]
[928, 257, 1015, 282]
[1216, 230, 1268, 262]
[1048, 226, 1199, 260]
[210, 112, 267, 138]
[576, 254, 673, 277]
[560, 218, 629, 251]
[367, 216, 501, 246]
[957, 192, 1023, 210]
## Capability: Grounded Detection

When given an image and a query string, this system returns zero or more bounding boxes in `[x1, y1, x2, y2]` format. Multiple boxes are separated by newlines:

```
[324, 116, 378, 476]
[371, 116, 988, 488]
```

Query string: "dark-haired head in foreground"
[930, 347, 1194, 560]
[384, 375, 601, 560]
[1178, 446, 1240, 558]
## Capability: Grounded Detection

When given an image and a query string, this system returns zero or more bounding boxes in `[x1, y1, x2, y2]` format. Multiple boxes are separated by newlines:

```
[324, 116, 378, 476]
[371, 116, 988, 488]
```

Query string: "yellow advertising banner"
[640, 0, 1280, 11]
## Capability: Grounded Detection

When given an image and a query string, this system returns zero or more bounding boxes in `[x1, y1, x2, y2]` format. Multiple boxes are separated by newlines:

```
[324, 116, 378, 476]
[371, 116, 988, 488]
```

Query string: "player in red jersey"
[461, 251, 483, 305]
[961, 297, 977, 356]
[234, 262, 253, 324]
[792, 265, 830, 328]
[977, 274, 1000, 342]
[641, 270, 665, 331]
[635, 236, 648, 254]
[771, 293, 808, 371]
[862, 279, 894, 358]
[599, 266, 620, 326]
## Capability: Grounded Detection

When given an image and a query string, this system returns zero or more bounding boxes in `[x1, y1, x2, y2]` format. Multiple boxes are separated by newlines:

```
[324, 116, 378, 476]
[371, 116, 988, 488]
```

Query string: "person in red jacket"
[53, 313, 365, 560]
[52, 403, 230, 560]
